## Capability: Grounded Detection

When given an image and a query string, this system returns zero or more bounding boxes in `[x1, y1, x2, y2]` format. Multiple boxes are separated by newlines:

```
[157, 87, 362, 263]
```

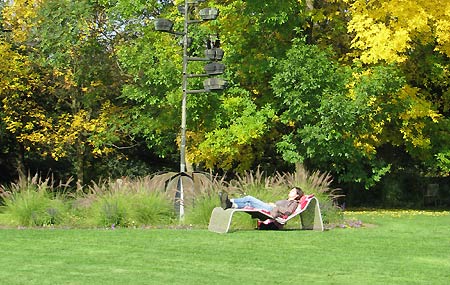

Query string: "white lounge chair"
[208, 194, 324, 233]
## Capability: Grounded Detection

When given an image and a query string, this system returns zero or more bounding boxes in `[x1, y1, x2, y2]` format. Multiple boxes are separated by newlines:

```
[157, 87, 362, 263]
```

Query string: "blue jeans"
[232, 196, 273, 211]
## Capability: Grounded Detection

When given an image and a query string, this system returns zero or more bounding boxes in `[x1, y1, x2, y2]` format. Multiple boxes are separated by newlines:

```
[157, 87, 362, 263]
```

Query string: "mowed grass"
[1, 211, 449, 285]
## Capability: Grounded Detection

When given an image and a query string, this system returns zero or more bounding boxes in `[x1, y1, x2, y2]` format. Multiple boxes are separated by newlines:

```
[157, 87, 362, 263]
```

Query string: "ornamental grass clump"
[92, 192, 130, 227]
[229, 167, 288, 202]
[184, 176, 225, 226]
[131, 191, 174, 226]
[184, 194, 217, 226]
[75, 178, 175, 228]
[0, 174, 68, 227]
[72, 180, 132, 228]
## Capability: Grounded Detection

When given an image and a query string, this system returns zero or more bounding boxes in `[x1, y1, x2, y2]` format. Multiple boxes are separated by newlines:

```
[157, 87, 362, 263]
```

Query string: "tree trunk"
[15, 142, 26, 181]
[305, 0, 316, 44]
[75, 141, 85, 191]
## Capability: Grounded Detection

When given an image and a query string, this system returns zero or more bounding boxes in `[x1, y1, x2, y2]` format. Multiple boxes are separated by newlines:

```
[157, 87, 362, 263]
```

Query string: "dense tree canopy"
[1, 0, 449, 197]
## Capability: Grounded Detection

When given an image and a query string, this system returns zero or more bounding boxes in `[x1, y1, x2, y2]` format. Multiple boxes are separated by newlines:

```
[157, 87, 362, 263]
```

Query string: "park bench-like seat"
[208, 194, 324, 233]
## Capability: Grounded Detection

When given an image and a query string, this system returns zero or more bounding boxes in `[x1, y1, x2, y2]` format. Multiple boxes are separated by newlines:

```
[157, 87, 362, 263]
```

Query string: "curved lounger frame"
[208, 195, 324, 233]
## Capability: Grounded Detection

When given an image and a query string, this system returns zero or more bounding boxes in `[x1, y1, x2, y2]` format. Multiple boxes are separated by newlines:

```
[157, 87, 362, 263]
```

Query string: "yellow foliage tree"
[347, 0, 450, 64]
[1, 0, 43, 43]
[0, 38, 47, 177]
[1, 1, 127, 184]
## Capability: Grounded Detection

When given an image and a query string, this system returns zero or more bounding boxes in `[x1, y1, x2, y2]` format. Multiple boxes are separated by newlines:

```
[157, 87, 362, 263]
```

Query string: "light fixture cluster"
[153, 0, 227, 220]
[154, 1, 227, 93]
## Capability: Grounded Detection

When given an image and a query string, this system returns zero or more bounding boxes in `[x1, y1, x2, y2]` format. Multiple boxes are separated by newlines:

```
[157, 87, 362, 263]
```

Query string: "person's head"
[288, 187, 304, 200]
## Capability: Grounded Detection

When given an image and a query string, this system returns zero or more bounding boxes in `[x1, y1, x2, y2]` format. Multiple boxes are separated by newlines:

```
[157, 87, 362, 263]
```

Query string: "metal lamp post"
[154, 0, 226, 221]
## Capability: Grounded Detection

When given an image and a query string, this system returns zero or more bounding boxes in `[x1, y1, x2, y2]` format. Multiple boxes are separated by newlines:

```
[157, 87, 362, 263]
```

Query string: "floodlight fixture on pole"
[154, 0, 226, 222]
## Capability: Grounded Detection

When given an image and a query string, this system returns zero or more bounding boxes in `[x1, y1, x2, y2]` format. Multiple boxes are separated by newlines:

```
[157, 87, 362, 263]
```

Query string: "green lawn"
[1, 211, 449, 284]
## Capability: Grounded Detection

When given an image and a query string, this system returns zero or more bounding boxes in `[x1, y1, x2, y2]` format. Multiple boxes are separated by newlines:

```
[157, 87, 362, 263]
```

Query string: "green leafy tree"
[104, 0, 289, 171]
[271, 39, 441, 187]
[271, 40, 372, 183]
[184, 0, 307, 171]
[189, 87, 275, 171]
[111, 4, 182, 161]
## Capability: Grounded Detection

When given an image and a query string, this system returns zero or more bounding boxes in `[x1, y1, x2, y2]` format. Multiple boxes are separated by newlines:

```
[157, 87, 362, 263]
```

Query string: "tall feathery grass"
[71, 177, 175, 228]
[0, 174, 69, 227]
[0, 166, 343, 228]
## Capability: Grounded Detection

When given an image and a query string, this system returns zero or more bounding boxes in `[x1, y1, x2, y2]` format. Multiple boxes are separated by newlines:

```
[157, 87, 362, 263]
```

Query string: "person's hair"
[292, 187, 304, 200]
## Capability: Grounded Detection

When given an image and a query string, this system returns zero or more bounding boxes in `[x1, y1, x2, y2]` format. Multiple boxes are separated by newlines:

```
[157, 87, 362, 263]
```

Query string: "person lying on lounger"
[219, 187, 304, 219]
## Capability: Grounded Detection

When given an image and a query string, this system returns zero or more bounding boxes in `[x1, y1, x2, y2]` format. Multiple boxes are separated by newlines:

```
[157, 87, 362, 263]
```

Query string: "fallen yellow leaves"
[346, 210, 450, 217]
